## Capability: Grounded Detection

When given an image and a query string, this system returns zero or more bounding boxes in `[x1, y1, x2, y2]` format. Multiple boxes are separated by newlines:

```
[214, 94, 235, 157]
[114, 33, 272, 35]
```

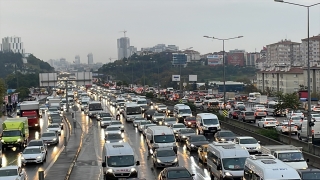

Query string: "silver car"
[176, 128, 196, 142]
[109, 121, 124, 131]
[152, 113, 166, 124]
[41, 132, 59, 145]
[100, 117, 114, 128]
[152, 148, 178, 168]
[133, 118, 147, 127]
[105, 133, 124, 143]
[137, 120, 152, 132]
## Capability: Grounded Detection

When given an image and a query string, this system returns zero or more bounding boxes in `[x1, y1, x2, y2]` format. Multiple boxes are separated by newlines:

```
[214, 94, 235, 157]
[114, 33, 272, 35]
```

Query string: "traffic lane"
[2, 111, 68, 180]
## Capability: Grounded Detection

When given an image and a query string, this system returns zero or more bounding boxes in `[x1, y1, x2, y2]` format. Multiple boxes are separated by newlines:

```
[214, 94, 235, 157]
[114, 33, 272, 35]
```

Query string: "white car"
[257, 117, 278, 128]
[47, 123, 62, 135]
[287, 110, 304, 118]
[137, 120, 152, 132]
[157, 105, 167, 113]
[311, 113, 320, 121]
[105, 125, 121, 135]
[288, 116, 303, 129]
[100, 117, 114, 128]
[169, 123, 186, 135]
[234, 136, 261, 154]
[109, 121, 124, 131]
[143, 124, 157, 136]
[275, 121, 298, 134]
[152, 113, 166, 123]
[21, 146, 47, 165]
[0, 165, 27, 180]
[133, 117, 146, 127]
[311, 105, 320, 112]
[252, 105, 266, 111]
[194, 101, 202, 108]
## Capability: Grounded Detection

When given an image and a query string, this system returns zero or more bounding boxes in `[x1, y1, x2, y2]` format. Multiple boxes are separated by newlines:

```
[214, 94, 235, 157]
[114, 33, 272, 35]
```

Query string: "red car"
[184, 116, 196, 127]
[229, 110, 241, 119]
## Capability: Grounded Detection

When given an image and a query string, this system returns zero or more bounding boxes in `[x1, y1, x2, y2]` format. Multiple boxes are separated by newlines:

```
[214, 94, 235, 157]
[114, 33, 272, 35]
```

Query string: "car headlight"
[182, 135, 186, 138]
[130, 168, 137, 172]
[107, 169, 113, 173]
[101, 122, 104, 125]
[173, 158, 178, 162]
[257, 145, 261, 149]
[53, 138, 57, 141]
[188, 122, 191, 125]
[36, 156, 42, 159]
[17, 138, 21, 142]
[205, 155, 207, 158]
[225, 172, 232, 176]
[168, 110, 170, 113]
[105, 132, 109, 135]
[191, 144, 195, 147]
[58, 129, 61, 132]
[106, 141, 110, 143]
[157, 159, 161, 163]
[119, 140, 123, 143]
[202, 126, 208, 130]
[1, 139, 4, 142]
[148, 115, 150, 117]
[121, 125, 124, 128]
[217, 126, 220, 129]
[221, 138, 226, 141]
[118, 131, 121, 134]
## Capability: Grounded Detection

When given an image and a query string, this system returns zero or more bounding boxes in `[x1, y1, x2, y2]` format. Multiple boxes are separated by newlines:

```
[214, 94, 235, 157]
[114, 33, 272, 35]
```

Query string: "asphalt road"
[87, 94, 216, 180]
[0, 95, 69, 180]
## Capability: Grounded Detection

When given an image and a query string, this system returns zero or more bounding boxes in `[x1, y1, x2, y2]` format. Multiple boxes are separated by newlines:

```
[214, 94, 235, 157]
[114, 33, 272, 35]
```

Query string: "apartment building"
[266, 39, 301, 66]
[257, 65, 304, 93]
[303, 66, 320, 93]
[301, 35, 320, 66]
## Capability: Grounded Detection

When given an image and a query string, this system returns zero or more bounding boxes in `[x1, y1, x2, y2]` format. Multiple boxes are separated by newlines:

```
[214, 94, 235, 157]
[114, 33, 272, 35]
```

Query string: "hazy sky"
[1, 0, 320, 64]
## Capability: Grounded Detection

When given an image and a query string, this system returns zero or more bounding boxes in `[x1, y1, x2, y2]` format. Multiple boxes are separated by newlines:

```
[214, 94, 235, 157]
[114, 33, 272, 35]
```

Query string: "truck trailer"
[20, 101, 40, 129]
[1, 117, 29, 150]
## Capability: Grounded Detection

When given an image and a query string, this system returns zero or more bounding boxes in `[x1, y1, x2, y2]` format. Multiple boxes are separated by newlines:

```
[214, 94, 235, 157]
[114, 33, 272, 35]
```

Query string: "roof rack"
[249, 154, 275, 160]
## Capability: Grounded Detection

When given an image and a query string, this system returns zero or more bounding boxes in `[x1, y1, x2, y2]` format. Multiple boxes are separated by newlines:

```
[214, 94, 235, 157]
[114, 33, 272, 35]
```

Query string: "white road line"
[44, 145, 65, 177]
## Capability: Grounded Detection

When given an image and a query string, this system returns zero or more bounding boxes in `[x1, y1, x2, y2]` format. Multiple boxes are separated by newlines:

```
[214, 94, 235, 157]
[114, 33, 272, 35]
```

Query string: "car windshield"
[154, 135, 175, 143]
[157, 149, 176, 157]
[40, 105, 47, 109]
[2, 130, 21, 137]
[203, 119, 219, 125]
[111, 122, 121, 125]
[181, 129, 195, 134]
[23, 148, 41, 154]
[127, 106, 142, 115]
[265, 118, 276, 121]
[28, 141, 43, 146]
[239, 138, 258, 144]
[154, 113, 165, 116]
[158, 105, 166, 108]
[278, 152, 305, 162]
[302, 172, 320, 179]
[107, 134, 122, 140]
[0, 169, 18, 177]
[219, 131, 235, 137]
[102, 117, 112, 121]
[107, 155, 134, 167]
[222, 157, 247, 170]
[48, 124, 60, 128]
[42, 133, 56, 137]
[50, 114, 60, 118]
[291, 116, 301, 121]
[145, 124, 156, 129]
[245, 112, 254, 115]
[312, 114, 320, 117]
[137, 100, 147, 104]
[185, 117, 196, 121]
[100, 113, 111, 117]
[179, 109, 191, 114]
[173, 124, 185, 128]
[167, 170, 191, 178]
[190, 136, 206, 142]
[165, 118, 176, 122]
[82, 102, 88, 105]
[107, 127, 120, 131]
[140, 121, 150, 125]
[49, 108, 57, 111]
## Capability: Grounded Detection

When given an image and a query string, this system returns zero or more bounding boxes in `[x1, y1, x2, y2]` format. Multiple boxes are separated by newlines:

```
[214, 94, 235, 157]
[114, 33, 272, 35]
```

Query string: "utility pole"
[15, 64, 19, 89]
[65, 80, 69, 113]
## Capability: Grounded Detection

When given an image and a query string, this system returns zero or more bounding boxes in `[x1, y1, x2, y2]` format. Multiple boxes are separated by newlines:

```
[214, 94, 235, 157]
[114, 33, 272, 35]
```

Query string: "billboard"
[227, 53, 245, 66]
[39, 73, 58, 87]
[172, 75, 180, 81]
[75, 72, 93, 86]
[189, 75, 197, 82]
[207, 55, 223, 66]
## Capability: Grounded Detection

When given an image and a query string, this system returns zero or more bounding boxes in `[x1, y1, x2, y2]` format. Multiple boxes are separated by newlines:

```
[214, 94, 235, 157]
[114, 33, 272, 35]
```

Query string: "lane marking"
[44, 146, 65, 177]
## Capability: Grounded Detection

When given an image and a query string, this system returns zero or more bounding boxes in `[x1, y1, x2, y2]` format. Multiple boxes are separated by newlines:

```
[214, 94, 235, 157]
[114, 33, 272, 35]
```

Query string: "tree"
[274, 92, 301, 113]
[15, 87, 30, 101]
[0, 78, 6, 116]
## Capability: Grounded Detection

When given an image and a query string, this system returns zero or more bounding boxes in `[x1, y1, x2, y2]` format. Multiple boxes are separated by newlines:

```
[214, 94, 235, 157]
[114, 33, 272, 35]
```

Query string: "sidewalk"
[45, 112, 83, 180]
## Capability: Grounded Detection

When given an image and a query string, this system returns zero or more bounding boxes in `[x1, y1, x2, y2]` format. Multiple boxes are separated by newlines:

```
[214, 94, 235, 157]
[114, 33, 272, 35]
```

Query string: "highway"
[80, 94, 215, 180]
[0, 95, 69, 180]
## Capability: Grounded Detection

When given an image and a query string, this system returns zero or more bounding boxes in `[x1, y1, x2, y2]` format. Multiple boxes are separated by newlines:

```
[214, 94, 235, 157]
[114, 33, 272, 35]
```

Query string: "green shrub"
[146, 92, 154, 98]
[185, 103, 196, 112]
[256, 128, 279, 141]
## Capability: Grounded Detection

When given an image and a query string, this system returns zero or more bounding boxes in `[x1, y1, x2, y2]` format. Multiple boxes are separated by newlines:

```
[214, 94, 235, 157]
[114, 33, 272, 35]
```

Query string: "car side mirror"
[136, 161, 140, 165]
[306, 159, 309, 162]
[162, 175, 166, 178]
[150, 140, 153, 143]
[200, 123, 203, 126]
[217, 165, 222, 170]
[191, 174, 195, 176]
[102, 162, 106, 167]
[258, 141, 260, 144]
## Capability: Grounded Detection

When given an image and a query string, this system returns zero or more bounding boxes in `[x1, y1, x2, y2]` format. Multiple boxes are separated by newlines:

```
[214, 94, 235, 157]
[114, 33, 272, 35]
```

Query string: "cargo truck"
[20, 101, 40, 129]
[1, 117, 29, 150]
[261, 145, 308, 170]
[48, 98, 61, 108]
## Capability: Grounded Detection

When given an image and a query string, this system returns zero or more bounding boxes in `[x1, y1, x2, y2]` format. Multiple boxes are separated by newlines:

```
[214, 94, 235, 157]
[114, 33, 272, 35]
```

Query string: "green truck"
[1, 117, 29, 150]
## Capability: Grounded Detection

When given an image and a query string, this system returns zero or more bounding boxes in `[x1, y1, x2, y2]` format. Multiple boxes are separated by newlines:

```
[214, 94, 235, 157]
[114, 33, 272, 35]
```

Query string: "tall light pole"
[203, 35, 243, 112]
[274, 0, 320, 146]
[179, 47, 193, 96]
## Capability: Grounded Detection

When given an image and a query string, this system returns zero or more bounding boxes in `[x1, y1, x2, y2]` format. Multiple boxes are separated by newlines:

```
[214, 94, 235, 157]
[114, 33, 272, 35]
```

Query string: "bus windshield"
[89, 103, 103, 111]
[127, 106, 141, 115]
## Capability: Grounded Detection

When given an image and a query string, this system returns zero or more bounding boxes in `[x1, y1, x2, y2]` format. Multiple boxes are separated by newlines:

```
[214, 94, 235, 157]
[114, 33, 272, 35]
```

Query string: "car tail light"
[282, 126, 287, 128]
[265, 122, 268, 124]
[312, 130, 315, 135]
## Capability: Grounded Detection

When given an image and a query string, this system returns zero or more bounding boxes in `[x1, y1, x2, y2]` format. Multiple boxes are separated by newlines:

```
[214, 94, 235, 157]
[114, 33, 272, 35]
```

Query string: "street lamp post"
[275, 0, 320, 146]
[203, 35, 243, 113]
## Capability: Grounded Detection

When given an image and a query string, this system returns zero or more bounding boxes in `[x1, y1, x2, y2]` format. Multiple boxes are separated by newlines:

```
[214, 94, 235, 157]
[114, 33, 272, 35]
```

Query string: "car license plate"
[8, 145, 13, 147]
[211, 130, 215, 132]
[118, 178, 126, 180]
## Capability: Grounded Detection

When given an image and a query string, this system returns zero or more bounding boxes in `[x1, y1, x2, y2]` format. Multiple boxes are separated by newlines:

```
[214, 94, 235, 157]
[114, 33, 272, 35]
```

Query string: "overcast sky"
[1, 0, 320, 64]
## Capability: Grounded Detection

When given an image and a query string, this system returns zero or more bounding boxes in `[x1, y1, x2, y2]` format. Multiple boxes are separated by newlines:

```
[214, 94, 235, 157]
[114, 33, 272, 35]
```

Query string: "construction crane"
[119, 30, 127, 37]
[109, 57, 117, 63]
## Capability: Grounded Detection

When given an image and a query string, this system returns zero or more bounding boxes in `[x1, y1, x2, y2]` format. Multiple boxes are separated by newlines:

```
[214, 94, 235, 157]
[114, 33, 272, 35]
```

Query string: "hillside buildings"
[1, 36, 25, 54]
[87, 53, 93, 65]
[301, 35, 320, 66]
[117, 36, 137, 60]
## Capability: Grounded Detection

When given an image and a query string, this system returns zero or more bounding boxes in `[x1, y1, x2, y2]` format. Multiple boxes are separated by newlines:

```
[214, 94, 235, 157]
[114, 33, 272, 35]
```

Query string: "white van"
[101, 142, 140, 179]
[173, 104, 192, 123]
[136, 98, 147, 107]
[145, 126, 177, 154]
[243, 154, 301, 180]
[196, 113, 221, 135]
[298, 118, 320, 142]
[207, 141, 250, 180]
[123, 103, 142, 122]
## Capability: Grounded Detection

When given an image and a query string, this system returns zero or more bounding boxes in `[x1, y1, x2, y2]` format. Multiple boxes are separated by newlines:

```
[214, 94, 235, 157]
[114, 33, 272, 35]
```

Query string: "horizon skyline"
[1, 0, 320, 64]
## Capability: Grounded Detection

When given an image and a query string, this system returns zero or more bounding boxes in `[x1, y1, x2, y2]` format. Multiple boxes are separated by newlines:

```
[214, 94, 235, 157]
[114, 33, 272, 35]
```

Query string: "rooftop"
[258, 67, 303, 74]
[267, 39, 300, 46]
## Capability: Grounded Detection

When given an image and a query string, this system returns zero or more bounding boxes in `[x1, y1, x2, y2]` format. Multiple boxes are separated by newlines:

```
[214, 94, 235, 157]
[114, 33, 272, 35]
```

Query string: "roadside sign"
[223, 110, 228, 117]
[179, 99, 182, 103]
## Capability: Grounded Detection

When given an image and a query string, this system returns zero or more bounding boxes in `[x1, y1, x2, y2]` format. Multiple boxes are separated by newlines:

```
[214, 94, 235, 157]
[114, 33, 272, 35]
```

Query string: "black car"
[144, 109, 157, 120]
[297, 169, 320, 180]
[185, 135, 209, 151]
[214, 130, 237, 142]
[166, 106, 174, 116]
[141, 105, 150, 113]
[236, 105, 246, 111]
[158, 167, 195, 180]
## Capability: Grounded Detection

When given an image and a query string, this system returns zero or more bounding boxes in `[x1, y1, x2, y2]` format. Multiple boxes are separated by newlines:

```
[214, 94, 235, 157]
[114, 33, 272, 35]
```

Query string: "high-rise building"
[75, 55, 80, 64]
[266, 39, 301, 66]
[301, 34, 320, 67]
[87, 53, 93, 64]
[117, 37, 130, 60]
[1, 36, 25, 54]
